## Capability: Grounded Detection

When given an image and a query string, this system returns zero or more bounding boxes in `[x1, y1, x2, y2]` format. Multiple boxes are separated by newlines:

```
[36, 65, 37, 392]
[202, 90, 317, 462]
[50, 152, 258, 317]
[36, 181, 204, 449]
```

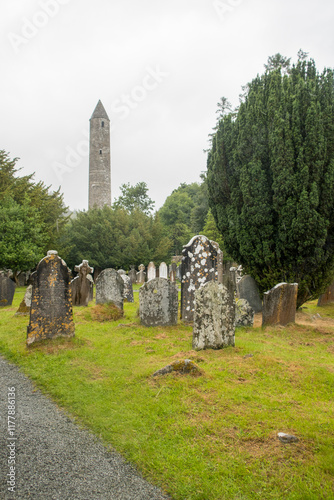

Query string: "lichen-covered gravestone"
[137, 264, 146, 284]
[262, 282, 298, 327]
[139, 278, 178, 326]
[0, 272, 16, 307]
[118, 270, 134, 303]
[181, 235, 218, 322]
[96, 268, 124, 310]
[237, 275, 262, 313]
[26, 251, 75, 346]
[71, 260, 94, 306]
[193, 281, 235, 350]
[235, 298, 254, 327]
[16, 285, 32, 315]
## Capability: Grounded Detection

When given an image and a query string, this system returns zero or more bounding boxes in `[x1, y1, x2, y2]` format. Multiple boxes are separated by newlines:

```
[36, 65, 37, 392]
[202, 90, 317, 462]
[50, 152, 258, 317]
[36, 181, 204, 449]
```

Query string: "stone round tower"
[89, 100, 111, 209]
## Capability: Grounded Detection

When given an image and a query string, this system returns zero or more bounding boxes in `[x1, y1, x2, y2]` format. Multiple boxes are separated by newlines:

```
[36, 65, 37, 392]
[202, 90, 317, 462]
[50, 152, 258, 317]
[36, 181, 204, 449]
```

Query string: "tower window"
[101, 121, 104, 128]
[99, 149, 102, 155]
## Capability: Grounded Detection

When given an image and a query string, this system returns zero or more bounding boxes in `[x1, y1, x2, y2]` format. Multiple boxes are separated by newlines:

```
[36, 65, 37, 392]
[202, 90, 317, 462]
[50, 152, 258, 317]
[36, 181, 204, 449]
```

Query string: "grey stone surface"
[89, 100, 111, 209]
[169, 263, 177, 282]
[137, 264, 146, 284]
[119, 274, 134, 303]
[317, 282, 334, 306]
[128, 266, 137, 284]
[16, 272, 27, 287]
[277, 432, 299, 444]
[139, 278, 178, 327]
[237, 275, 262, 313]
[71, 260, 94, 306]
[16, 285, 32, 315]
[262, 282, 298, 327]
[159, 262, 168, 279]
[26, 252, 75, 346]
[96, 269, 124, 309]
[181, 235, 218, 322]
[193, 281, 235, 350]
[147, 262, 156, 281]
[235, 298, 254, 327]
[0, 272, 16, 307]
[152, 359, 200, 377]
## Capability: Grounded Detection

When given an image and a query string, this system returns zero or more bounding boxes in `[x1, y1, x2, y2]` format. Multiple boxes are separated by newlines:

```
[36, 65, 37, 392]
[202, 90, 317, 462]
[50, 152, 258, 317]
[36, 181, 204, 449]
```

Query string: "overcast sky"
[1, 0, 333, 212]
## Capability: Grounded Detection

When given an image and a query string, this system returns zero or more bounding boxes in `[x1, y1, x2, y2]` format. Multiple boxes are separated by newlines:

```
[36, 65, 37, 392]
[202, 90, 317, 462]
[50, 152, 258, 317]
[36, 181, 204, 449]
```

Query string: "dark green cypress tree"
[207, 55, 334, 307]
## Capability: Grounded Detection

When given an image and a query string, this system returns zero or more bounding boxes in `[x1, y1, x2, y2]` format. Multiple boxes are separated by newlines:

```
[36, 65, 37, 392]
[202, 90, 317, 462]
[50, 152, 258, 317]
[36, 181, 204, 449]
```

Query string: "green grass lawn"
[1, 287, 334, 499]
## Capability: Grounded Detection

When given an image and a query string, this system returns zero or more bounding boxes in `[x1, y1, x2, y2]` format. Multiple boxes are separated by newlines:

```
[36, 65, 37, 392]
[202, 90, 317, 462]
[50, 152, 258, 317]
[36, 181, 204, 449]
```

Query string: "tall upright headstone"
[180, 235, 218, 322]
[0, 272, 16, 307]
[71, 260, 94, 306]
[169, 263, 177, 282]
[237, 275, 262, 313]
[89, 100, 111, 209]
[26, 251, 75, 346]
[128, 266, 137, 284]
[147, 262, 156, 281]
[118, 270, 134, 303]
[137, 264, 146, 284]
[96, 268, 124, 310]
[262, 283, 298, 327]
[139, 278, 178, 326]
[159, 262, 168, 279]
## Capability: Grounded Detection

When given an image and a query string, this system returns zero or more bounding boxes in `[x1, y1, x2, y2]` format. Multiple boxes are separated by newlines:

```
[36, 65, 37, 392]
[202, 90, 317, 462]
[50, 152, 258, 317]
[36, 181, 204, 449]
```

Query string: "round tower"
[89, 100, 111, 208]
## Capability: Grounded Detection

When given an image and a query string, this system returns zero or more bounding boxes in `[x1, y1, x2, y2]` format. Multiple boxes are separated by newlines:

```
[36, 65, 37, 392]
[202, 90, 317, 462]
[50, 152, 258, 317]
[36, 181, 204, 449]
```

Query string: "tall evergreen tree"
[207, 55, 334, 307]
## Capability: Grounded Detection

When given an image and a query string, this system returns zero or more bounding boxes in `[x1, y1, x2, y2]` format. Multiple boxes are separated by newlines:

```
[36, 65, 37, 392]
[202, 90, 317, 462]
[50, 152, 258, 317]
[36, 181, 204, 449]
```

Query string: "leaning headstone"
[71, 260, 94, 306]
[235, 298, 254, 327]
[0, 272, 16, 307]
[317, 282, 334, 306]
[96, 268, 124, 310]
[193, 281, 235, 350]
[128, 266, 137, 284]
[169, 263, 177, 282]
[159, 262, 168, 279]
[139, 278, 178, 326]
[137, 264, 146, 284]
[237, 275, 262, 313]
[26, 251, 75, 346]
[262, 283, 298, 327]
[119, 273, 134, 303]
[147, 262, 156, 281]
[181, 235, 218, 322]
[16, 285, 32, 315]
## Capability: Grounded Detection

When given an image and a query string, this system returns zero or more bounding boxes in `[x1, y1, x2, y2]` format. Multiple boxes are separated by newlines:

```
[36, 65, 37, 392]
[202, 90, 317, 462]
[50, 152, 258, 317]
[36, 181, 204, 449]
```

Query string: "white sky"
[1, 0, 333, 211]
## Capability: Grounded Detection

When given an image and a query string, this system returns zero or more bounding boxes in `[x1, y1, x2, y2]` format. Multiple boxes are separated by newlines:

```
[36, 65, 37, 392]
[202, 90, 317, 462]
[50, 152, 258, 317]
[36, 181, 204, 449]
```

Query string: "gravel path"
[0, 355, 170, 500]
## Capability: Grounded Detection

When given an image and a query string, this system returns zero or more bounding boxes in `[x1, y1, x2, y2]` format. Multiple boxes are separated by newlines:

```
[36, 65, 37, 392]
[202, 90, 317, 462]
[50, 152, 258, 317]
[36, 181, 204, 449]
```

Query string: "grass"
[0, 286, 334, 499]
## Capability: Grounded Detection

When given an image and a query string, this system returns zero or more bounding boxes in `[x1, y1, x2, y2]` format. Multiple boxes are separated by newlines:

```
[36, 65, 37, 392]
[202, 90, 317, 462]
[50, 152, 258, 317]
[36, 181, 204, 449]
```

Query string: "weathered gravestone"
[237, 275, 262, 313]
[235, 298, 254, 327]
[139, 278, 178, 326]
[317, 282, 334, 306]
[137, 264, 146, 284]
[16, 285, 32, 315]
[181, 235, 218, 322]
[147, 262, 156, 281]
[17, 272, 27, 287]
[0, 272, 16, 307]
[96, 268, 124, 310]
[262, 283, 298, 327]
[118, 270, 134, 303]
[26, 251, 75, 346]
[71, 260, 94, 306]
[128, 266, 137, 284]
[210, 241, 223, 284]
[169, 262, 177, 282]
[193, 281, 235, 350]
[159, 262, 168, 279]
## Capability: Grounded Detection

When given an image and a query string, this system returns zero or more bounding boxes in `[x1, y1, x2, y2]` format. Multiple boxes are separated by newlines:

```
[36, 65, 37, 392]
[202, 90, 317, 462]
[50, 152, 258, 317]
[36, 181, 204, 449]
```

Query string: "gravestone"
[235, 298, 254, 327]
[16, 285, 32, 315]
[139, 278, 178, 326]
[26, 251, 75, 346]
[237, 275, 262, 313]
[0, 272, 16, 307]
[210, 241, 223, 284]
[17, 272, 27, 287]
[128, 266, 137, 284]
[181, 235, 218, 322]
[262, 282, 298, 327]
[71, 260, 94, 306]
[96, 268, 124, 310]
[169, 263, 177, 282]
[193, 281, 235, 350]
[87, 274, 94, 301]
[147, 262, 156, 281]
[159, 262, 168, 279]
[317, 282, 334, 306]
[137, 264, 146, 284]
[118, 271, 134, 302]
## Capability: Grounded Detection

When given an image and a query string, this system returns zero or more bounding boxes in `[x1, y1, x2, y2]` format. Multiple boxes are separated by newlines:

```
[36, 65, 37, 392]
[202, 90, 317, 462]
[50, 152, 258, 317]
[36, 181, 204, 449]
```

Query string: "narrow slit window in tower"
[101, 121, 104, 128]
[99, 149, 102, 155]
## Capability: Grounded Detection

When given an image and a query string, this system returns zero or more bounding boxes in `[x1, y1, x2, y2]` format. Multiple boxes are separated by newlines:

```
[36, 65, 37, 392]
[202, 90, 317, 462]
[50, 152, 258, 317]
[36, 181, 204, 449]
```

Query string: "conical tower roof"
[90, 100, 109, 120]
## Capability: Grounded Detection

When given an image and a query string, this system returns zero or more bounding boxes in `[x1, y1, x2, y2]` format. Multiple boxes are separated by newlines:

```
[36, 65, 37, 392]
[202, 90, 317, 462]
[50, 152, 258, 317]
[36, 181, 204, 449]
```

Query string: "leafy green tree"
[113, 182, 155, 214]
[207, 54, 334, 307]
[0, 197, 45, 279]
[202, 209, 225, 250]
